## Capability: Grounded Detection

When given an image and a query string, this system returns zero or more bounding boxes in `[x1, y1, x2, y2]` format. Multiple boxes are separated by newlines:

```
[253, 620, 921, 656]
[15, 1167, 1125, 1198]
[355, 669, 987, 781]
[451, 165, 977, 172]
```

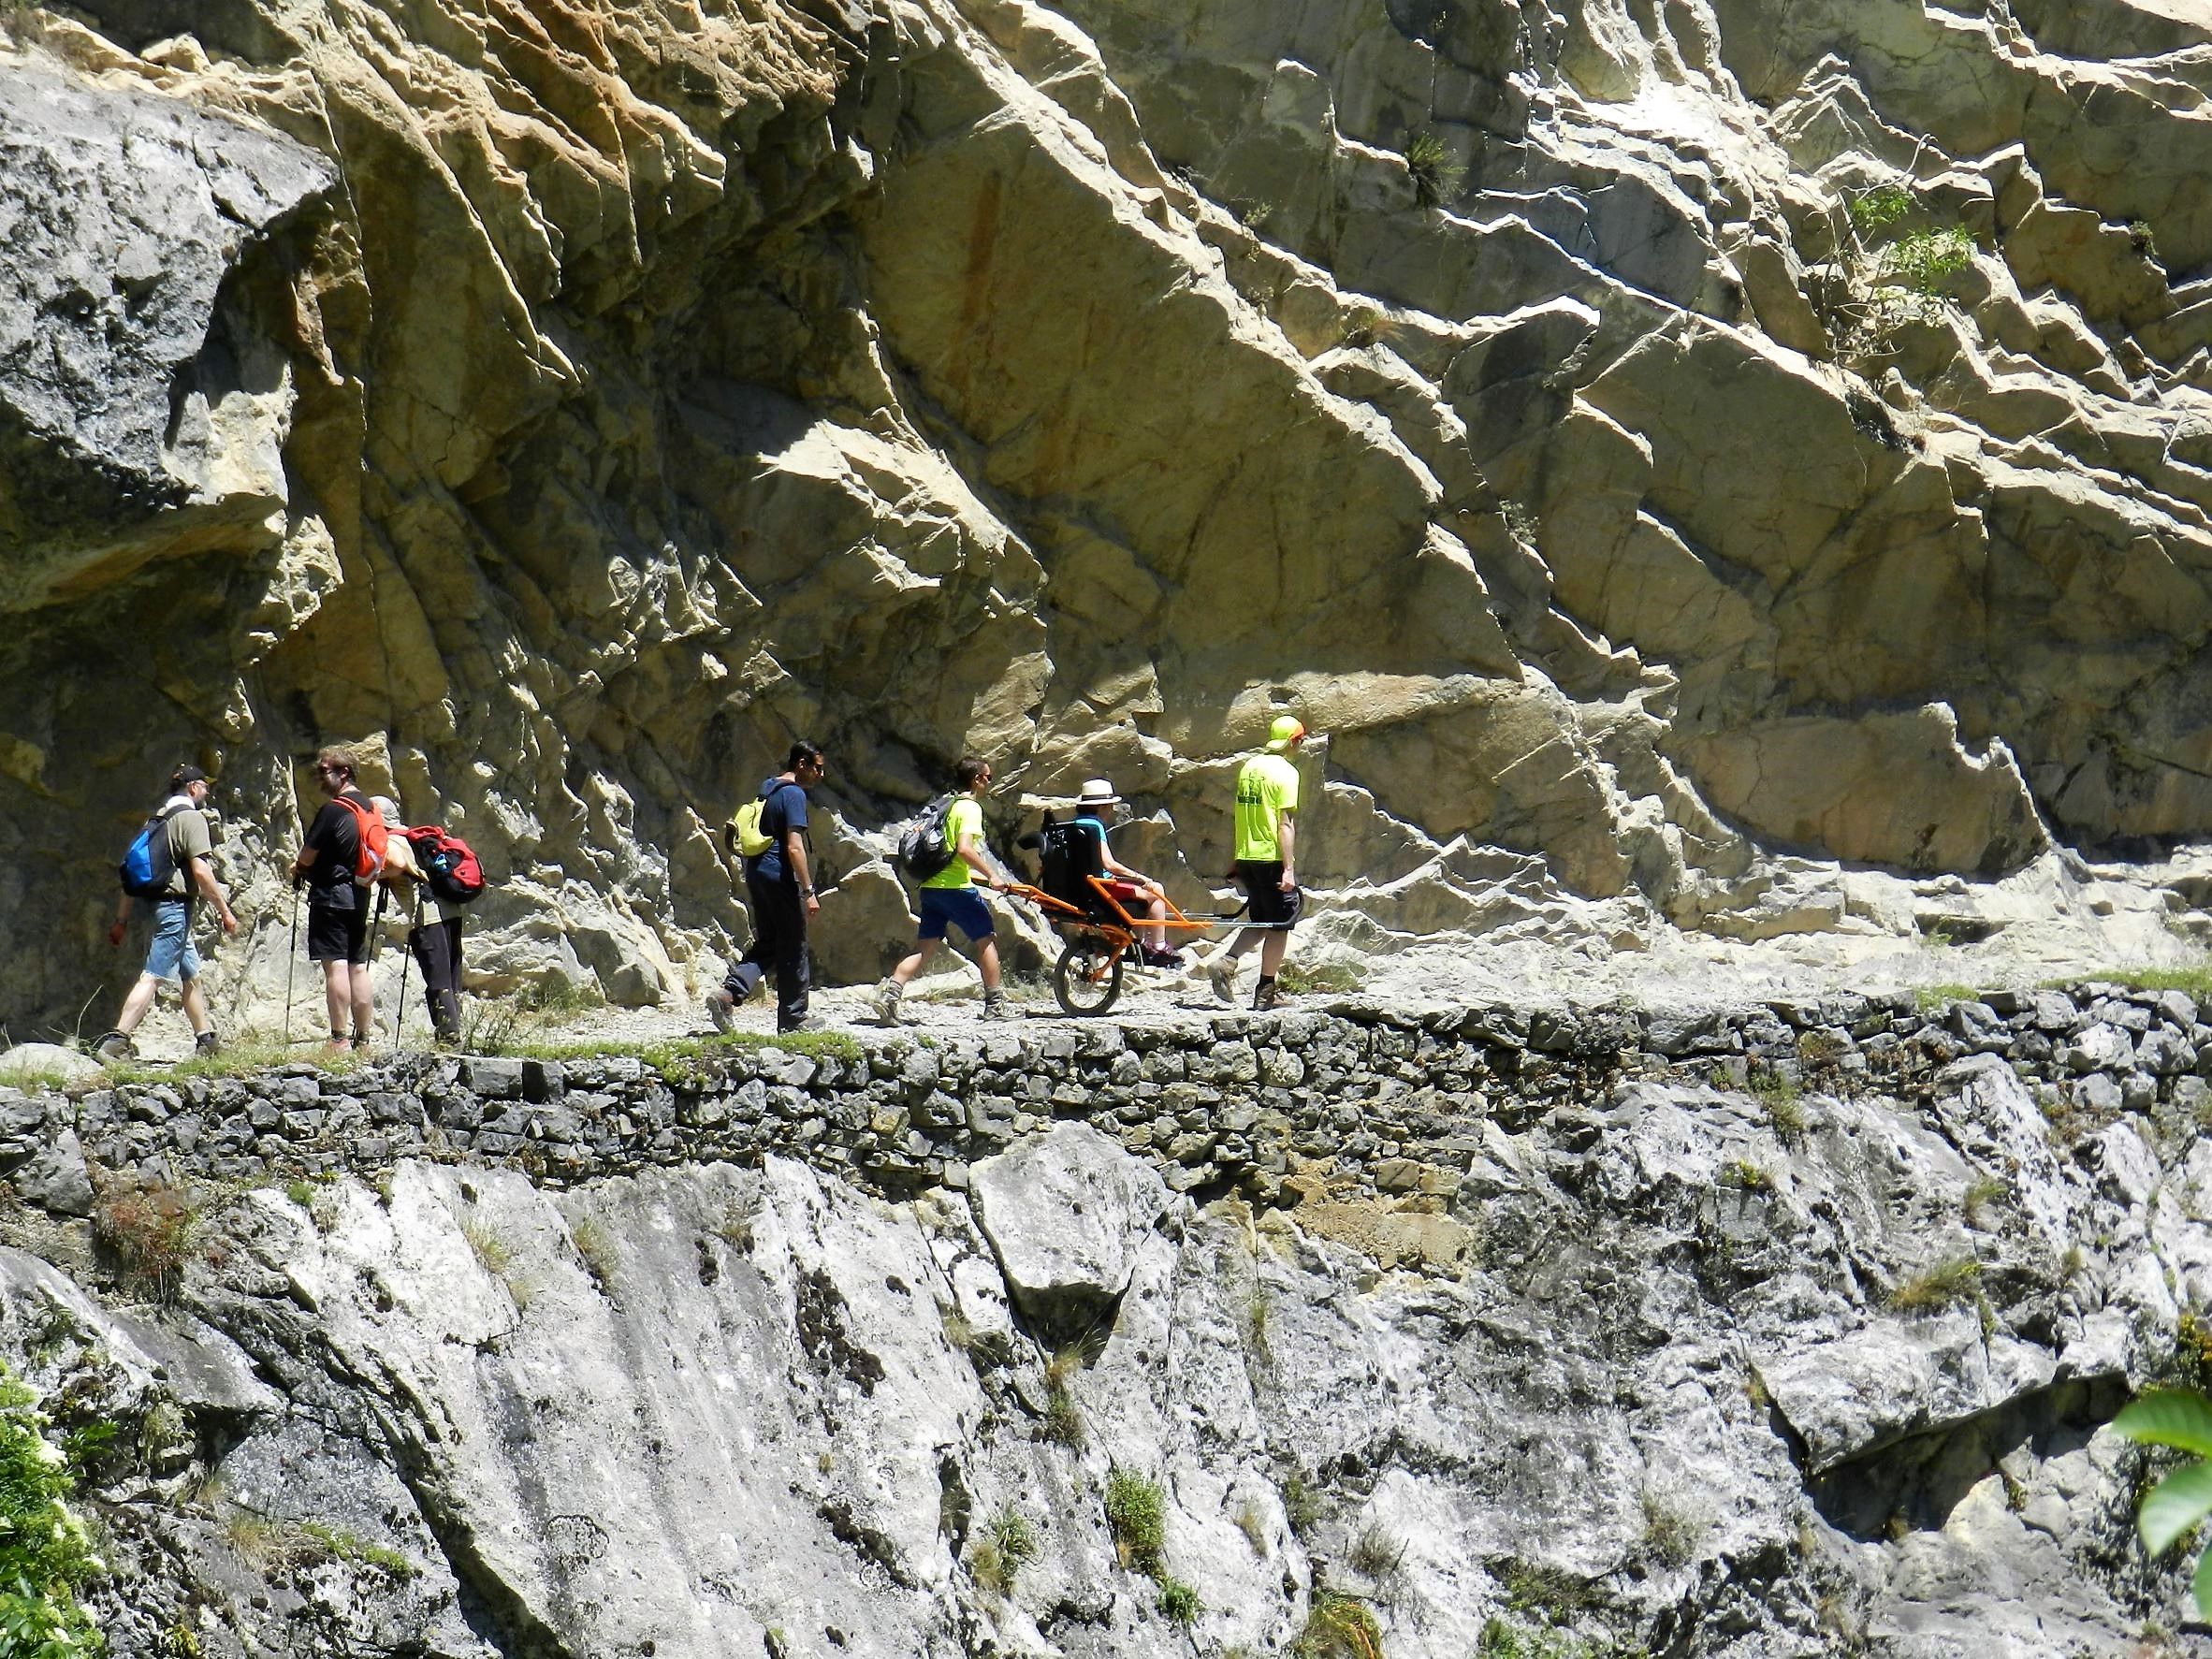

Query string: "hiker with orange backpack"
[288, 747, 386, 1052]
[370, 795, 480, 1046]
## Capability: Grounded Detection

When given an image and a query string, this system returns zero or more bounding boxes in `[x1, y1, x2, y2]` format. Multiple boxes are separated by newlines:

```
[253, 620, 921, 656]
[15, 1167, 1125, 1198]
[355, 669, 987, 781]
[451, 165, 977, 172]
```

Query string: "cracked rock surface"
[5, 1021, 2212, 1656]
[7, 0, 2212, 1032]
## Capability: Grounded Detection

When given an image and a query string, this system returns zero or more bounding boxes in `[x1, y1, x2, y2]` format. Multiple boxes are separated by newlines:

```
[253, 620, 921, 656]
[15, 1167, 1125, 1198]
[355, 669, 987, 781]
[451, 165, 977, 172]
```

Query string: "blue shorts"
[143, 899, 199, 982]
[917, 886, 995, 942]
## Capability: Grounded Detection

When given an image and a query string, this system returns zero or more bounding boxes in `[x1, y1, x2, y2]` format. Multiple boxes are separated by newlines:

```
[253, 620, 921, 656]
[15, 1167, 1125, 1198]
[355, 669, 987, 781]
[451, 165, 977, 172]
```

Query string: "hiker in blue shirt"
[708, 741, 828, 1035]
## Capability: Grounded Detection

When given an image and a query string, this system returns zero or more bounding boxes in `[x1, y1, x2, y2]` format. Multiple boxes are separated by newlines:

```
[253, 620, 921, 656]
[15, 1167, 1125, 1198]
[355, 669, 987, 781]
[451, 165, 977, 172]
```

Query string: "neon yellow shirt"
[923, 796, 984, 890]
[1233, 753, 1300, 861]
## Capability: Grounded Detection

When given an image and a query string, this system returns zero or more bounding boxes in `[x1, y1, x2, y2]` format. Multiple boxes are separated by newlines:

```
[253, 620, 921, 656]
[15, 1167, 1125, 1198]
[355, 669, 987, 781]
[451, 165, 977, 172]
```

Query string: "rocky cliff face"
[5, 993, 2212, 1657]
[6, 0, 2212, 1022]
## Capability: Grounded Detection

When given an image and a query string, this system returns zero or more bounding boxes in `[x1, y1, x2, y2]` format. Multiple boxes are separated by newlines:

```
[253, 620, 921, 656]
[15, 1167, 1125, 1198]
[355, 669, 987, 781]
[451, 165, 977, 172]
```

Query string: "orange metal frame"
[1003, 874, 1215, 960]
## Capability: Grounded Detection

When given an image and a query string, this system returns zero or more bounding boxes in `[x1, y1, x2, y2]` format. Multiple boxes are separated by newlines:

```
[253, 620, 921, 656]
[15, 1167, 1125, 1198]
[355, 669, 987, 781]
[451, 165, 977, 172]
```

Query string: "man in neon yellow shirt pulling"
[872, 755, 1021, 1026]
[1209, 714, 1308, 1011]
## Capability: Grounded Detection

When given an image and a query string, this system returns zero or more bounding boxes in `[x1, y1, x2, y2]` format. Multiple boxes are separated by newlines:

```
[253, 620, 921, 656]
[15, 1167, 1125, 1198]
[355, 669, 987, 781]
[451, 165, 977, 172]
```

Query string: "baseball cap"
[1265, 716, 1306, 752]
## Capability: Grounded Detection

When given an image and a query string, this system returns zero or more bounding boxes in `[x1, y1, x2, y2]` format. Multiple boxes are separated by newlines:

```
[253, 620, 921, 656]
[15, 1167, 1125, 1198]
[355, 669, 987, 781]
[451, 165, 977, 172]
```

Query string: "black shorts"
[1235, 861, 1302, 927]
[307, 901, 370, 964]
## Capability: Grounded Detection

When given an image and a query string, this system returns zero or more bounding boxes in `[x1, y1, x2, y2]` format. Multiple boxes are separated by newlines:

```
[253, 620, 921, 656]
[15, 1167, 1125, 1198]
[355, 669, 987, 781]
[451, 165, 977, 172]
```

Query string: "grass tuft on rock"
[1885, 1256, 1981, 1315]
[1104, 1465, 1167, 1576]
[1293, 1590, 1385, 1657]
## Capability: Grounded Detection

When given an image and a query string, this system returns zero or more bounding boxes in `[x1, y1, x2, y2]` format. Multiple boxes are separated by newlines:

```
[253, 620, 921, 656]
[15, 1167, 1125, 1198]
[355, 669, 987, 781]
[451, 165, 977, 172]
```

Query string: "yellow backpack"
[727, 790, 776, 859]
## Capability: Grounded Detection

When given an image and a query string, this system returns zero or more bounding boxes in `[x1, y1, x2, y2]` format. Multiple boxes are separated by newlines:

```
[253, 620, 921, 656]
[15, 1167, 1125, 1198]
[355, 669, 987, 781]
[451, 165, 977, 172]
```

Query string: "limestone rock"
[968, 1120, 1170, 1323]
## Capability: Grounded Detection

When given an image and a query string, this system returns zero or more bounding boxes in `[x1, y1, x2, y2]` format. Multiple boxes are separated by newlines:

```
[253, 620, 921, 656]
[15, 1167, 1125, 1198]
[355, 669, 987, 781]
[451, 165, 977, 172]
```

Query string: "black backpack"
[895, 795, 958, 880]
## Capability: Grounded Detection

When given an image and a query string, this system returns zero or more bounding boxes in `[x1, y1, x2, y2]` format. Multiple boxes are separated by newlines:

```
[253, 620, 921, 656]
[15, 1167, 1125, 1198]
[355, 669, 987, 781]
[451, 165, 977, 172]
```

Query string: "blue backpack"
[118, 806, 182, 898]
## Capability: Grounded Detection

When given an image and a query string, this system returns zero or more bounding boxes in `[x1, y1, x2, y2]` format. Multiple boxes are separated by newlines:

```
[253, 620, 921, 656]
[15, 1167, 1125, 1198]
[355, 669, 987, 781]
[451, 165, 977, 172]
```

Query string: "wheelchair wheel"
[1054, 939, 1125, 1017]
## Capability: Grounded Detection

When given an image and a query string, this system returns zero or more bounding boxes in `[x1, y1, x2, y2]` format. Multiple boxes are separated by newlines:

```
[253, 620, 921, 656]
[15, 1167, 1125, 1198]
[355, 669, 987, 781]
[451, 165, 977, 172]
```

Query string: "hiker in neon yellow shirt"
[1209, 714, 1309, 1011]
[872, 755, 1020, 1026]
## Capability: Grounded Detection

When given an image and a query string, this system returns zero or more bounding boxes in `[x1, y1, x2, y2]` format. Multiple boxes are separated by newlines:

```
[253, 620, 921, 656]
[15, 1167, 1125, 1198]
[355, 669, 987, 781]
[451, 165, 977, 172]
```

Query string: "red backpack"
[404, 824, 485, 905]
[329, 793, 387, 880]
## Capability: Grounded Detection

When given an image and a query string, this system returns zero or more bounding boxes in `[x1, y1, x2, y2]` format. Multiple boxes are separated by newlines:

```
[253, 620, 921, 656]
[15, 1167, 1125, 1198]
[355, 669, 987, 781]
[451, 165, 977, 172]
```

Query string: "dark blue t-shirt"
[748, 777, 809, 885]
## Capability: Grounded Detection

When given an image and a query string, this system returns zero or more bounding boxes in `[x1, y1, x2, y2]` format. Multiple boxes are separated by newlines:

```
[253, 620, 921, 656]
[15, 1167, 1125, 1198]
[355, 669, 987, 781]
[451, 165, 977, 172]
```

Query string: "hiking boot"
[1252, 978, 1282, 1013]
[869, 979, 910, 1027]
[194, 1029, 221, 1056]
[93, 1030, 135, 1064]
[1140, 946, 1185, 968]
[706, 987, 740, 1034]
[1206, 957, 1239, 1005]
[979, 992, 1020, 1023]
[779, 1015, 827, 1036]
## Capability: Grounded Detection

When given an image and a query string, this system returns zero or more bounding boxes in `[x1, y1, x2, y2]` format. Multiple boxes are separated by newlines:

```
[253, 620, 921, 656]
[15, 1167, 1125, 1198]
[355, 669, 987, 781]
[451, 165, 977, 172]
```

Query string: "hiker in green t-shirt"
[1208, 714, 1309, 1011]
[872, 756, 1020, 1026]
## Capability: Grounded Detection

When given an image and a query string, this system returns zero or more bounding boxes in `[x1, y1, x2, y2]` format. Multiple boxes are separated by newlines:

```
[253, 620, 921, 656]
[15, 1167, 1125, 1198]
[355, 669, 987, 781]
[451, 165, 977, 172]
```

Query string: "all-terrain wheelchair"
[1004, 813, 1230, 1016]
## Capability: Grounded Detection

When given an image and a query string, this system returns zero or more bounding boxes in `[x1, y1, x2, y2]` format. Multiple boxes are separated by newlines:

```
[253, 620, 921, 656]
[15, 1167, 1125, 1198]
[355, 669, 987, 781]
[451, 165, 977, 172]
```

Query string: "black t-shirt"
[305, 791, 367, 910]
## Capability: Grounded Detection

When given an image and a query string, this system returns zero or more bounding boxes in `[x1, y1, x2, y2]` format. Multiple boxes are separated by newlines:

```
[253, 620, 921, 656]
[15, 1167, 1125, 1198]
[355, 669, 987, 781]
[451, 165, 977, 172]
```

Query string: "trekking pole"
[283, 885, 299, 1048]
[394, 889, 415, 1052]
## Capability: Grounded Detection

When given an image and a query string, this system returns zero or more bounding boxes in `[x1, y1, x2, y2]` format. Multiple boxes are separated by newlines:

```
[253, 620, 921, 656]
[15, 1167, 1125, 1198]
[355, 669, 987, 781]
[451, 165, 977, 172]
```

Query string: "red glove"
[106, 921, 125, 948]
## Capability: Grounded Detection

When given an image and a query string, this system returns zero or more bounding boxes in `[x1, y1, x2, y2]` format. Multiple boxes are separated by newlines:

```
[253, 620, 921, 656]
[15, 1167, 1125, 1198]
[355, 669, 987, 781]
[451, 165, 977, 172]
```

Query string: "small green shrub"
[1848, 184, 1913, 236]
[1878, 227, 1974, 298]
[1104, 1465, 1167, 1576]
[299, 1522, 412, 1579]
[1885, 1256, 1981, 1315]
[2130, 218, 2159, 261]
[1293, 1590, 1384, 1657]
[92, 1173, 203, 1301]
[1157, 1577, 1201, 1625]
[1404, 131, 1463, 209]
[1718, 1159, 1774, 1194]
[0, 1367, 106, 1655]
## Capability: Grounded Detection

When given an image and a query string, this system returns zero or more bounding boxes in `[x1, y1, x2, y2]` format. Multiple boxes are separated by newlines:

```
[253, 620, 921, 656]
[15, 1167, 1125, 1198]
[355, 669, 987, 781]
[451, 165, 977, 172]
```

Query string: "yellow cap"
[1266, 715, 1306, 751]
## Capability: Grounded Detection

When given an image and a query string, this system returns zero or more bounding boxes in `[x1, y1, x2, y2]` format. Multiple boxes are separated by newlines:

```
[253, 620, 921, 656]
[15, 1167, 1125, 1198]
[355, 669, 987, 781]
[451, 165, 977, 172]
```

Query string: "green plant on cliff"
[1846, 184, 1912, 237]
[0, 1366, 106, 1658]
[1403, 132, 1463, 209]
[1104, 1465, 1167, 1576]
[91, 1174, 203, 1302]
[1293, 1590, 1384, 1657]
[1885, 1256, 1980, 1315]
[2114, 1389, 2212, 1616]
[1878, 226, 1974, 298]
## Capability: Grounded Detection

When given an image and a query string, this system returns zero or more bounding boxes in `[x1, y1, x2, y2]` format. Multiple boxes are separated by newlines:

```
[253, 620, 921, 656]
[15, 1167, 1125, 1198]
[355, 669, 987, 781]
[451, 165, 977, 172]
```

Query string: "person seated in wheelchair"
[1068, 779, 1183, 968]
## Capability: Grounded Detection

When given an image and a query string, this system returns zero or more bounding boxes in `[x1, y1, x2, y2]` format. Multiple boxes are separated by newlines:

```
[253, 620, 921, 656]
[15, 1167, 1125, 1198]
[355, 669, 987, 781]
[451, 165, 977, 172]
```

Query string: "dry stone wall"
[9, 984, 2211, 1226]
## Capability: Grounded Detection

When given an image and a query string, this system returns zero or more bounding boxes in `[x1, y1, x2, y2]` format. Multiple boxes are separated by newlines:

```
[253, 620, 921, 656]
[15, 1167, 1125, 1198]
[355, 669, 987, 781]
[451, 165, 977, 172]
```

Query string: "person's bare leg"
[1259, 929, 1289, 980]
[113, 973, 163, 1035]
[1144, 893, 1169, 953]
[321, 960, 348, 1041]
[180, 976, 211, 1037]
[349, 964, 373, 1041]
[890, 939, 941, 988]
[976, 938, 1001, 993]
